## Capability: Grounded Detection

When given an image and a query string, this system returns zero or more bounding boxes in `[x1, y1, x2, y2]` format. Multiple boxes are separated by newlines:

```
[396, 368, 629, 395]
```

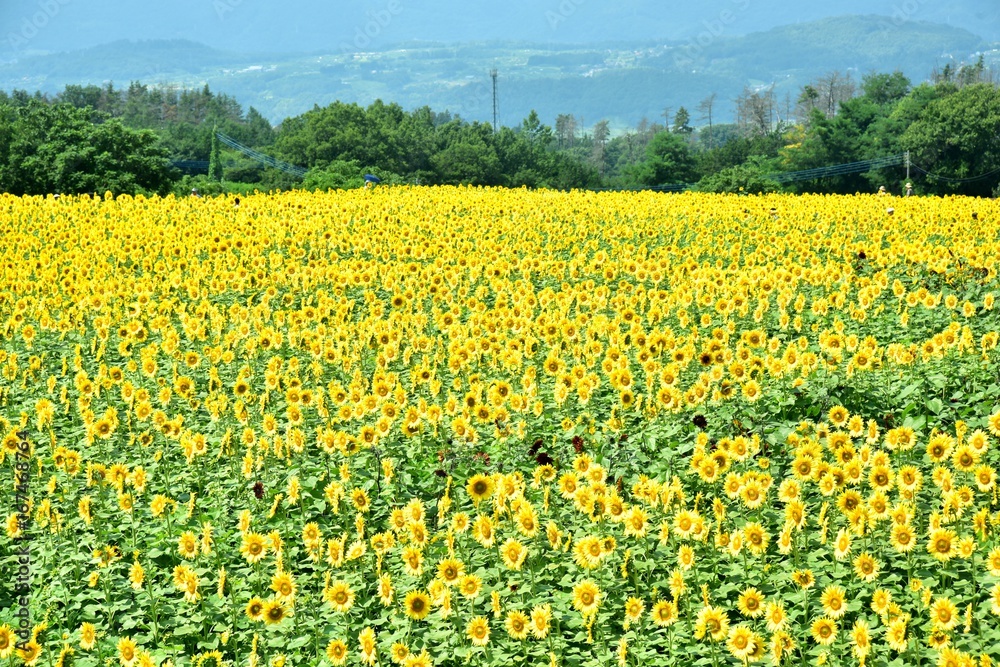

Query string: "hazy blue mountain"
[1, 0, 998, 59]
[0, 14, 993, 131]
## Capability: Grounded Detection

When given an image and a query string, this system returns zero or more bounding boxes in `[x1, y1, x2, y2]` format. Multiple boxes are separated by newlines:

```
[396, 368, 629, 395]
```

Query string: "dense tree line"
[0, 59, 998, 197]
[0, 100, 174, 196]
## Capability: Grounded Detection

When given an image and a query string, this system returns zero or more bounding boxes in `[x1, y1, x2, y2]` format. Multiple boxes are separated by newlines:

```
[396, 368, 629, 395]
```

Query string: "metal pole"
[490, 69, 498, 133]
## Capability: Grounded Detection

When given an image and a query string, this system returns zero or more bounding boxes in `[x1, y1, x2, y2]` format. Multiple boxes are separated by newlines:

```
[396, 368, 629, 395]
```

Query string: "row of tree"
[0, 58, 998, 197]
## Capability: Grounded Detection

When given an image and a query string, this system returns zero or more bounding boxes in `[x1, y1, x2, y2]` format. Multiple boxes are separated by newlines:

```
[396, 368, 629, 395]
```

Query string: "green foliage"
[900, 83, 1000, 197]
[431, 132, 502, 185]
[170, 175, 263, 197]
[0, 100, 174, 196]
[273, 100, 423, 176]
[626, 131, 697, 186]
[302, 161, 401, 190]
[861, 71, 911, 106]
[695, 130, 782, 178]
[1, 63, 997, 198]
[695, 157, 781, 194]
[672, 106, 693, 135]
[208, 128, 224, 182]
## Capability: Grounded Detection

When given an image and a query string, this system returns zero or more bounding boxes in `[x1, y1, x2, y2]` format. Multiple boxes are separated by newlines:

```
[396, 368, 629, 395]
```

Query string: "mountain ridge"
[2, 0, 998, 57]
[1, 15, 994, 130]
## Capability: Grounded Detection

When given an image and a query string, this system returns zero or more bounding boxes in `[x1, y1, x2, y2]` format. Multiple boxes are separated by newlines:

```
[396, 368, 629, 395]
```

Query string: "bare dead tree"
[696, 93, 717, 147]
[818, 71, 856, 117]
[555, 114, 578, 149]
[591, 120, 610, 177]
[736, 85, 776, 137]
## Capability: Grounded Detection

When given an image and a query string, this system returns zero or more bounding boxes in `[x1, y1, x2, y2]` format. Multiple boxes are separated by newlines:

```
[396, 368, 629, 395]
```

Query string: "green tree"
[861, 71, 911, 106]
[672, 107, 693, 135]
[272, 100, 414, 175]
[520, 110, 553, 146]
[302, 160, 400, 190]
[695, 130, 781, 177]
[208, 126, 224, 182]
[900, 83, 1000, 197]
[625, 130, 697, 186]
[431, 122, 501, 185]
[695, 156, 781, 194]
[0, 101, 173, 195]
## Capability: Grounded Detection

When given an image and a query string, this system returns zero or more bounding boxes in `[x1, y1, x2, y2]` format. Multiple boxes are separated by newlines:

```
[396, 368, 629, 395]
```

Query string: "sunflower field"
[1, 188, 1000, 667]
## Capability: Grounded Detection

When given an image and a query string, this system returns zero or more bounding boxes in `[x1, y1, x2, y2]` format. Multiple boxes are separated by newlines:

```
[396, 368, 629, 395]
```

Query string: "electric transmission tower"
[490, 68, 499, 133]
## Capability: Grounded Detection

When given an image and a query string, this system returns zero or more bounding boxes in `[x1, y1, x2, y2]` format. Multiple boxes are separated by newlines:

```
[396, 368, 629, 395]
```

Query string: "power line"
[592, 153, 906, 193]
[215, 132, 308, 177]
[910, 163, 1000, 184]
[769, 154, 905, 183]
[171, 159, 240, 172]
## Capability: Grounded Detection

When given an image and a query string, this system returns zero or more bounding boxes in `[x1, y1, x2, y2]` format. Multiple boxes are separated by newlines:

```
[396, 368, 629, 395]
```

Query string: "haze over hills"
[0, 3, 997, 130]
[2, 0, 999, 54]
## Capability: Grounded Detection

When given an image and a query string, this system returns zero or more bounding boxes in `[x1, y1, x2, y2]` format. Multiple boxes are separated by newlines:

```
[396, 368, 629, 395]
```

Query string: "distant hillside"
[0, 16, 993, 130]
[1, 0, 997, 55]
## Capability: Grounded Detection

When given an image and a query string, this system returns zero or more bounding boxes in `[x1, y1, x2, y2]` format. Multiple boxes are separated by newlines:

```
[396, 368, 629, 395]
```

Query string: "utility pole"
[905, 150, 910, 182]
[491, 68, 499, 133]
